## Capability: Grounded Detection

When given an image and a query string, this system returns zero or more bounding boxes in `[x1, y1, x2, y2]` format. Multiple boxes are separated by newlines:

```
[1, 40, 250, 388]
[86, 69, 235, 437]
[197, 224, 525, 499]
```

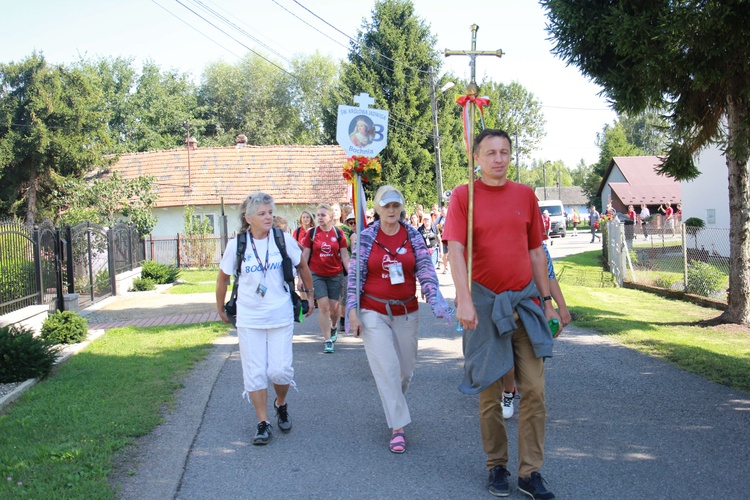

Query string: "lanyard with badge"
[249, 232, 270, 297]
[374, 233, 409, 285]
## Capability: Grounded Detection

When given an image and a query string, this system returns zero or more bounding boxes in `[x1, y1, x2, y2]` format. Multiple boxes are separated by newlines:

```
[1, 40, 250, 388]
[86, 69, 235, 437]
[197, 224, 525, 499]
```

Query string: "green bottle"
[548, 318, 559, 336]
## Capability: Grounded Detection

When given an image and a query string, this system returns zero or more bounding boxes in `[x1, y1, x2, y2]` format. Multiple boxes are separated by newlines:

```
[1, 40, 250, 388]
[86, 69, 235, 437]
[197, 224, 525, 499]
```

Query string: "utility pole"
[543, 161, 548, 200]
[515, 130, 520, 183]
[184, 121, 192, 189]
[429, 71, 445, 208]
[557, 166, 561, 200]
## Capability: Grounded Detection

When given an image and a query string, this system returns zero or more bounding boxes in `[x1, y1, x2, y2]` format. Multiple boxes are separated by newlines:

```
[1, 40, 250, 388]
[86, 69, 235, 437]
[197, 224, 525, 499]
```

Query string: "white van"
[538, 200, 566, 237]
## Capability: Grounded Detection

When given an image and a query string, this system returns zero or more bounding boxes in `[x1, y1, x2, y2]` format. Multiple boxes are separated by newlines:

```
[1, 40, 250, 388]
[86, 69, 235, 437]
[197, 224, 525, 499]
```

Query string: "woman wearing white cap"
[345, 185, 451, 454]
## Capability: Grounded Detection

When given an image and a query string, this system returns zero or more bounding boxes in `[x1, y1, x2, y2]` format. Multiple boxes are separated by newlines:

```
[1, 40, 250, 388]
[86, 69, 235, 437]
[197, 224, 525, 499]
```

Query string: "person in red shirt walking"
[443, 129, 562, 499]
[302, 203, 350, 353]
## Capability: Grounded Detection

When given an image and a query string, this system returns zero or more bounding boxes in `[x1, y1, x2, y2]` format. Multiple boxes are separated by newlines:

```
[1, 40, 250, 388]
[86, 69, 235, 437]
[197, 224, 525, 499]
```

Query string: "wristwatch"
[540, 295, 553, 304]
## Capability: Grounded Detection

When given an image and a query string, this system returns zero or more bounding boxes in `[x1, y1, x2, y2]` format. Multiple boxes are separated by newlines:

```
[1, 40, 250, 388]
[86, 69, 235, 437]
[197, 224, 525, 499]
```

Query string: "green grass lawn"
[556, 251, 749, 393]
[168, 268, 230, 294]
[0, 322, 227, 498]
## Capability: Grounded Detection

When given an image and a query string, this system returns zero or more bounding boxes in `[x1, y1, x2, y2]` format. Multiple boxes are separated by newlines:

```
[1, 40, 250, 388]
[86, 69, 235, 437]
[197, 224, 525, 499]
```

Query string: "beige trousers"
[360, 309, 419, 430]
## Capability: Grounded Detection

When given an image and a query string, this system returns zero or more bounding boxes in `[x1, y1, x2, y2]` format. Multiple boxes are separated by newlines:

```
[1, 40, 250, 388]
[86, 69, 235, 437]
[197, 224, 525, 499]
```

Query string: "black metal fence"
[0, 219, 145, 316]
[146, 233, 229, 267]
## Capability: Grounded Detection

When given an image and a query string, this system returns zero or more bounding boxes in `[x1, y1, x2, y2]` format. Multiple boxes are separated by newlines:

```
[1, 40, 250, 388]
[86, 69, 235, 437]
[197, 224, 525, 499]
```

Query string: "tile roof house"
[107, 145, 350, 237]
[596, 156, 681, 214]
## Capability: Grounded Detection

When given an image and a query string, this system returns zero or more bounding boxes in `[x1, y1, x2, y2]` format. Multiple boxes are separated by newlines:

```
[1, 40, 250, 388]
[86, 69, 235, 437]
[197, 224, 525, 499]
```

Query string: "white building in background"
[681, 143, 730, 258]
[681, 143, 730, 229]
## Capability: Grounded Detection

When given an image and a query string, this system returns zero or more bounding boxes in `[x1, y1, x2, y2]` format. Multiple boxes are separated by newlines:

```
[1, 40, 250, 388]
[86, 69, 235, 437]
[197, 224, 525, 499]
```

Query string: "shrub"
[0, 324, 59, 383]
[654, 273, 675, 289]
[131, 277, 156, 291]
[94, 268, 110, 294]
[141, 260, 181, 284]
[686, 261, 725, 297]
[41, 311, 89, 344]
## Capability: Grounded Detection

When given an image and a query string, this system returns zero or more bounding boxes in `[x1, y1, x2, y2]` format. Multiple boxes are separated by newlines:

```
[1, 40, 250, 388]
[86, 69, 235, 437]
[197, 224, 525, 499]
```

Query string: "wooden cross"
[445, 24, 503, 288]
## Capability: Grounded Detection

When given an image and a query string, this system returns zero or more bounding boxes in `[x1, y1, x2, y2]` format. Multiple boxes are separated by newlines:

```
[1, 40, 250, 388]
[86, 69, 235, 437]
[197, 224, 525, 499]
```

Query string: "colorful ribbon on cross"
[456, 95, 491, 155]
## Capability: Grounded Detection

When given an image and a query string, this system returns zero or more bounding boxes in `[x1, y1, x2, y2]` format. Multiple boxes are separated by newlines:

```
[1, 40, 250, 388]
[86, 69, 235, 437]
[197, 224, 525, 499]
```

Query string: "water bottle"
[548, 318, 560, 336]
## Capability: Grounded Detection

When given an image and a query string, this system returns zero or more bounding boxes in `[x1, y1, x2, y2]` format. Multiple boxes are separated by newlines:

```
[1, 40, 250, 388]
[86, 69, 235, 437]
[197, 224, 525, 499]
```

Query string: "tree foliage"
[334, 0, 440, 204]
[56, 172, 158, 236]
[543, 0, 750, 324]
[0, 53, 112, 224]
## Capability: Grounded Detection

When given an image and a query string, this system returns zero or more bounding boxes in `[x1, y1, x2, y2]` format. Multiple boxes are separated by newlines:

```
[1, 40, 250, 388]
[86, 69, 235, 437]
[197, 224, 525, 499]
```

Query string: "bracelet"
[541, 295, 553, 303]
[301, 288, 314, 293]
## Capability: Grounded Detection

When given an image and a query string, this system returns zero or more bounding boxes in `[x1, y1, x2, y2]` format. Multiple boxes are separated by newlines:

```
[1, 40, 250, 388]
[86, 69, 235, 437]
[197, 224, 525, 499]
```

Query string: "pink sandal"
[389, 432, 406, 454]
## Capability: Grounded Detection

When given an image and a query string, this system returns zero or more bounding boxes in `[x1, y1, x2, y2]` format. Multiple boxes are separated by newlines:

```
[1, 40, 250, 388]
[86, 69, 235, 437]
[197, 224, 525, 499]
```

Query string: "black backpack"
[224, 229, 301, 324]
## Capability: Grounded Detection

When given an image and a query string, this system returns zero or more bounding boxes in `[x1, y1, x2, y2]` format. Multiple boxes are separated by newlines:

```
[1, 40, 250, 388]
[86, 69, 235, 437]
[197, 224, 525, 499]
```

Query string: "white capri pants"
[360, 309, 419, 430]
[237, 324, 295, 396]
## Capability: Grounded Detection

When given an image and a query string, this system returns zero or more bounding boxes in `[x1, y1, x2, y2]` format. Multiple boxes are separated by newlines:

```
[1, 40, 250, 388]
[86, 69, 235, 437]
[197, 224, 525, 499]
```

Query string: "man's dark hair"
[473, 129, 512, 155]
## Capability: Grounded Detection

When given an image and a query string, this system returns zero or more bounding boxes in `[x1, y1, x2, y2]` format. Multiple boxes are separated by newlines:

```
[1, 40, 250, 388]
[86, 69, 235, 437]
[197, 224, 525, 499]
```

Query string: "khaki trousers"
[479, 322, 546, 477]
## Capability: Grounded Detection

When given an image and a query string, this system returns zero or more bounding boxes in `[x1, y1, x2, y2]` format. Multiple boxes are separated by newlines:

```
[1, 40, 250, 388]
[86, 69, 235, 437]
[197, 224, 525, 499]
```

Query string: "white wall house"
[682, 143, 730, 229]
[681, 143, 730, 257]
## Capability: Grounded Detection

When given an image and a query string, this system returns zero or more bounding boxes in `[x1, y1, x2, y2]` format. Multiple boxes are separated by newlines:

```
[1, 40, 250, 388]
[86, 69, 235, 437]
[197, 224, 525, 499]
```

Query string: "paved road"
[113, 271, 750, 500]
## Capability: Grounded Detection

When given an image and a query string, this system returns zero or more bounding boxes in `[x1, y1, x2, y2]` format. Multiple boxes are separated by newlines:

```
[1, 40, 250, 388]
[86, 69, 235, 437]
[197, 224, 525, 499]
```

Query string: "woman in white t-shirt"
[216, 192, 314, 446]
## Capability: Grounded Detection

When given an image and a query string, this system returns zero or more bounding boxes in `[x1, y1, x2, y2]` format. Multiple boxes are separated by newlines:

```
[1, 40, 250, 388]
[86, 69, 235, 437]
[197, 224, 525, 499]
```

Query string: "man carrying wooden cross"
[443, 128, 563, 499]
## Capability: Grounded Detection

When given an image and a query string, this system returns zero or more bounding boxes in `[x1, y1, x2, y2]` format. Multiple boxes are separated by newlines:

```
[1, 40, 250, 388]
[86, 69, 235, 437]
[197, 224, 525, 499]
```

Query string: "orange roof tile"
[108, 145, 350, 208]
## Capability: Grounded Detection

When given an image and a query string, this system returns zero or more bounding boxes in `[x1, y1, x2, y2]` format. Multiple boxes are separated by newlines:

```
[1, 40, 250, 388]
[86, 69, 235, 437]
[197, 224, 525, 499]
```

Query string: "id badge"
[388, 262, 405, 285]
[256, 283, 268, 297]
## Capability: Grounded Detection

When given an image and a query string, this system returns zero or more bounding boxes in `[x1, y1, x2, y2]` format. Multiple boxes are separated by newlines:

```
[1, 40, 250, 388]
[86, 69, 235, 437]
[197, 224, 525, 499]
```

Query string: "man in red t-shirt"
[443, 129, 562, 499]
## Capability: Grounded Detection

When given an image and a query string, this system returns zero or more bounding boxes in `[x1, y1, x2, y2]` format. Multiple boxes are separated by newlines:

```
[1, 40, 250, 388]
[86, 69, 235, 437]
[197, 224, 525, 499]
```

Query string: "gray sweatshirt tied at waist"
[459, 280, 554, 395]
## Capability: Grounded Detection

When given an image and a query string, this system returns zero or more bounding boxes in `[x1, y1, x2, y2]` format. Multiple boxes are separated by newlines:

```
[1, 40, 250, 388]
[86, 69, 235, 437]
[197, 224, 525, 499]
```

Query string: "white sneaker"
[501, 391, 515, 419]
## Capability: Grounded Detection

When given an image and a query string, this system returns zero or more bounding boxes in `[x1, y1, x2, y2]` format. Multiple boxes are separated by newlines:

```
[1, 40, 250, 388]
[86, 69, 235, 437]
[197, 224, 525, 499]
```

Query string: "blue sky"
[1, 0, 617, 168]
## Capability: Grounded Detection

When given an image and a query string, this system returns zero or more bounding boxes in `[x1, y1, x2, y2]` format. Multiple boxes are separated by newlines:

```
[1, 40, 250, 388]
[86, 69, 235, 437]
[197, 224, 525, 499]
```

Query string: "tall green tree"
[334, 0, 440, 204]
[198, 53, 300, 146]
[482, 80, 546, 163]
[618, 108, 670, 156]
[543, 0, 750, 324]
[583, 122, 643, 206]
[0, 53, 112, 225]
[289, 53, 340, 145]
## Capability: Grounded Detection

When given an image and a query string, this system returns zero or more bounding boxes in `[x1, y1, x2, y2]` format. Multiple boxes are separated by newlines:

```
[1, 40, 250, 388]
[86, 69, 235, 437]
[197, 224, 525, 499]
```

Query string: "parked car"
[538, 199, 566, 237]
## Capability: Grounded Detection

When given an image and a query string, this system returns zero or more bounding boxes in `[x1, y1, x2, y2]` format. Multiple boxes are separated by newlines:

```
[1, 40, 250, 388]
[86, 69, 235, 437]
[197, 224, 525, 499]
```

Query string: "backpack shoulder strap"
[235, 232, 247, 277]
[273, 228, 295, 284]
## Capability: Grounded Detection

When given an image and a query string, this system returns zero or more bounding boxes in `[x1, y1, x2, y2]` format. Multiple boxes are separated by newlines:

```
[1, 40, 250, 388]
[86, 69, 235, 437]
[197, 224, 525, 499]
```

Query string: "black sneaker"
[252, 421, 272, 445]
[274, 399, 292, 432]
[517, 472, 555, 500]
[487, 465, 510, 497]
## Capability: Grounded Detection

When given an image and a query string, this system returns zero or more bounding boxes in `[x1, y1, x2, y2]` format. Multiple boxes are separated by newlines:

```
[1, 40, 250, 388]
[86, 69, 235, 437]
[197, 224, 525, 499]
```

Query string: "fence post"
[221, 214, 228, 255]
[87, 222, 95, 303]
[32, 225, 44, 305]
[682, 222, 688, 292]
[108, 226, 117, 296]
[66, 225, 74, 294]
[177, 232, 181, 268]
[149, 234, 155, 261]
[54, 228, 65, 311]
[126, 226, 133, 271]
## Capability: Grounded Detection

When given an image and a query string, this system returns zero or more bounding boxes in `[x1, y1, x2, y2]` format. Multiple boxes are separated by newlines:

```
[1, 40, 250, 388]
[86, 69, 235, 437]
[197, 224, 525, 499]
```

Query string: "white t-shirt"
[220, 230, 302, 329]
[640, 207, 651, 220]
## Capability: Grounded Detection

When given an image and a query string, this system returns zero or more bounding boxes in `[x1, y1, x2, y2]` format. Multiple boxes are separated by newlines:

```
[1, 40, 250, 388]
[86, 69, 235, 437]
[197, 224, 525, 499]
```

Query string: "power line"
[150, 0, 244, 61]
[289, 0, 432, 76]
[173, 0, 292, 75]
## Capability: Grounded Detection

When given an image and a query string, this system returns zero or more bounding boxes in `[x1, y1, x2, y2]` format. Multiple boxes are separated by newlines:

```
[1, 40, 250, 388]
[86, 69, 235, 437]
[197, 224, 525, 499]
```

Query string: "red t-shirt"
[665, 206, 674, 220]
[293, 226, 308, 246]
[443, 179, 543, 294]
[361, 225, 418, 315]
[627, 210, 636, 221]
[303, 226, 347, 276]
[542, 214, 551, 231]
